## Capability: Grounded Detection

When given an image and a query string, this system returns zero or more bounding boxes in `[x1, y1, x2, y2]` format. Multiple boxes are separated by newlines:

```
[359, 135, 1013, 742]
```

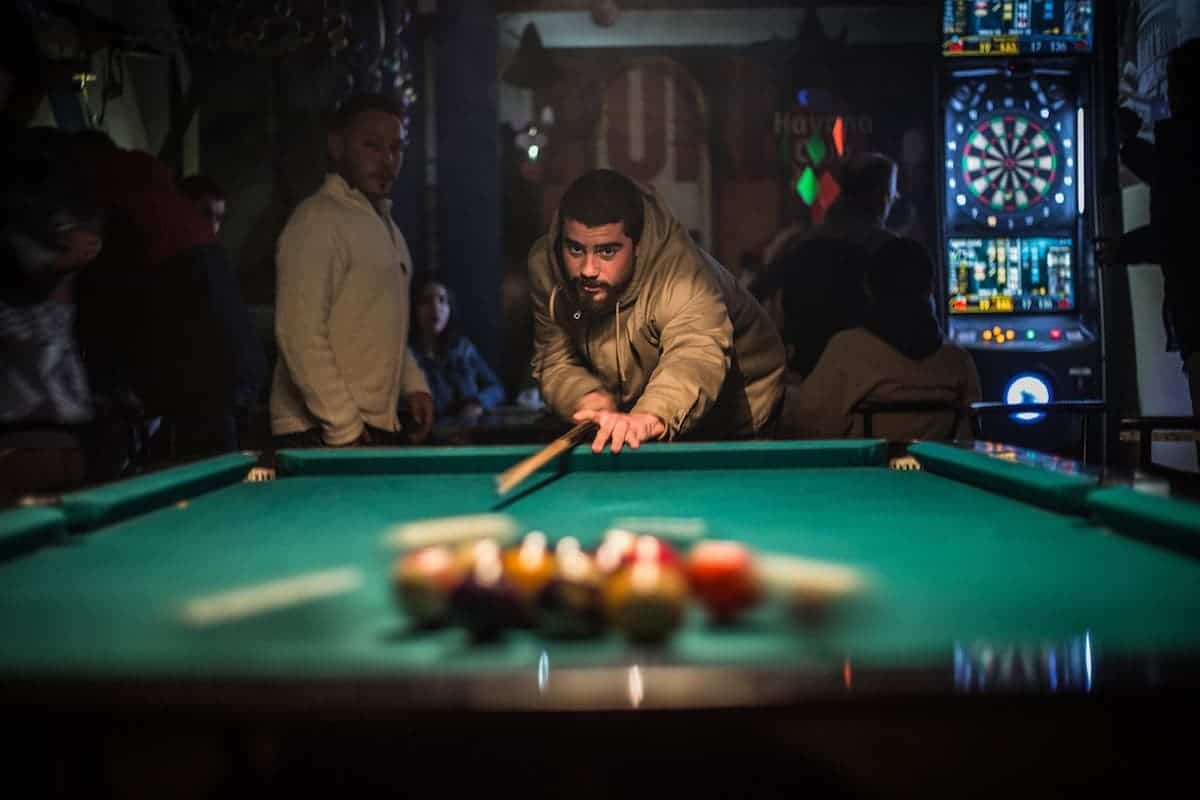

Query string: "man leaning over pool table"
[528, 169, 786, 454]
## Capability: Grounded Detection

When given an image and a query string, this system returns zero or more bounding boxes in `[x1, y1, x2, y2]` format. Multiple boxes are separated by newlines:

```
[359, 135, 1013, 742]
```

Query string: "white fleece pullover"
[271, 174, 429, 444]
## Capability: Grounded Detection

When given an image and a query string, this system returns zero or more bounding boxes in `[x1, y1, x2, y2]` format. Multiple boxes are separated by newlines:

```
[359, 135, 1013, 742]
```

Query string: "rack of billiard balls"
[386, 515, 865, 643]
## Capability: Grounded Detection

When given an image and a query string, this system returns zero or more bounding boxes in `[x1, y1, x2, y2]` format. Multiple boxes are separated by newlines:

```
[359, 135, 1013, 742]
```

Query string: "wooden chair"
[852, 400, 969, 442]
[853, 399, 1110, 463]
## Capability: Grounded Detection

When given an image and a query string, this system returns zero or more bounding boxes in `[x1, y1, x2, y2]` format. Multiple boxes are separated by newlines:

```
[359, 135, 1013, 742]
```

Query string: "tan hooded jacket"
[783, 328, 981, 441]
[528, 181, 785, 440]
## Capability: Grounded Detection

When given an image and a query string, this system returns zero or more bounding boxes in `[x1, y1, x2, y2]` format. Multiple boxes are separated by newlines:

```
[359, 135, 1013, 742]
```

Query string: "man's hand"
[456, 399, 484, 419]
[575, 390, 617, 415]
[405, 391, 435, 444]
[572, 408, 665, 454]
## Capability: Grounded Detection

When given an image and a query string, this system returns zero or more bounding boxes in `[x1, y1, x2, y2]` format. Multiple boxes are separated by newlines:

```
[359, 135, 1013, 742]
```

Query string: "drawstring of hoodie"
[615, 299, 623, 395]
[551, 282, 624, 399]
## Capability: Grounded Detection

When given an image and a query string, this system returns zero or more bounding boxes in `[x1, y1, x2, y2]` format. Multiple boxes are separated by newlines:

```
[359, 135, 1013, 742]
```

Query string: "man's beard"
[572, 277, 619, 313]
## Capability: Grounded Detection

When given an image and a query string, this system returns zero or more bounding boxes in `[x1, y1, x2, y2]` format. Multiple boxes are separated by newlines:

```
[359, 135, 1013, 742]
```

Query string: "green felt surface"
[0, 506, 65, 560]
[1, 441, 1198, 681]
[59, 452, 258, 532]
[909, 442, 1097, 514]
[1087, 487, 1200, 554]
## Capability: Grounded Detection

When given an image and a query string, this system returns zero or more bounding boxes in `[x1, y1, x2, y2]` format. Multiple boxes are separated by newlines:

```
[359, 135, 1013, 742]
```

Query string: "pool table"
[2, 439, 1199, 795]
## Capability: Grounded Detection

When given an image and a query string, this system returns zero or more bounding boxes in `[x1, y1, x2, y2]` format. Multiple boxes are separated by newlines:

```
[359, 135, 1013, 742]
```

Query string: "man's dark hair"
[331, 92, 406, 132]
[867, 236, 934, 298]
[179, 174, 226, 202]
[835, 152, 897, 213]
[558, 169, 644, 246]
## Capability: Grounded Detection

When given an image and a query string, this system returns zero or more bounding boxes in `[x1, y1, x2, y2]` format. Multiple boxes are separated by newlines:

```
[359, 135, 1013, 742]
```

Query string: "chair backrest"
[853, 400, 968, 442]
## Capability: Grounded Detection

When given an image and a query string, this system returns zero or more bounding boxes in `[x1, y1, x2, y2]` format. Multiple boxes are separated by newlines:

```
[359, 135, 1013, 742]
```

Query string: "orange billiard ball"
[502, 531, 557, 624]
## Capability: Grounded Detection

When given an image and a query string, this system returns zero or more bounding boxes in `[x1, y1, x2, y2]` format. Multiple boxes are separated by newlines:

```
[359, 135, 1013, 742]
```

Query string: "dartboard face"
[962, 114, 1057, 213]
[943, 71, 1077, 232]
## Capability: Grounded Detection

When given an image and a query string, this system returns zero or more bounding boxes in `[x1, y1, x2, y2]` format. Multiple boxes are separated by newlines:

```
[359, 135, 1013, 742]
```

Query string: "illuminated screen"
[947, 236, 1074, 313]
[942, 0, 1093, 57]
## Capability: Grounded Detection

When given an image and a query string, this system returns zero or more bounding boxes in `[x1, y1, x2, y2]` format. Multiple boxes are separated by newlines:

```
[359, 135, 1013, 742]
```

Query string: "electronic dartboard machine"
[939, 1, 1101, 457]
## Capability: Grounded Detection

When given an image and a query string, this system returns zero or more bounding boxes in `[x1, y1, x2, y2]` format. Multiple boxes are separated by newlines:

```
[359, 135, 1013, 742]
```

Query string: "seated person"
[0, 127, 114, 499]
[529, 168, 785, 453]
[781, 237, 980, 441]
[751, 152, 899, 381]
[410, 273, 505, 419]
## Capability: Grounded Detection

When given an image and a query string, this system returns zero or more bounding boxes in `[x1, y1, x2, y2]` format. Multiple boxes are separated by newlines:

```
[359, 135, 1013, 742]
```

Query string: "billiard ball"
[685, 540, 763, 623]
[448, 539, 522, 639]
[757, 553, 867, 627]
[502, 531, 556, 624]
[594, 528, 637, 575]
[596, 531, 680, 575]
[603, 560, 689, 644]
[534, 538, 606, 639]
[391, 545, 464, 628]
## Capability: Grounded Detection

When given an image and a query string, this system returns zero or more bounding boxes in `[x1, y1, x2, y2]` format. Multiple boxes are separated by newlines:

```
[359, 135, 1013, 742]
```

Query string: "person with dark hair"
[529, 168, 785, 453]
[70, 130, 265, 463]
[1105, 37, 1200, 415]
[271, 92, 433, 448]
[410, 274, 504, 420]
[751, 151, 900, 381]
[178, 174, 227, 235]
[780, 237, 980, 441]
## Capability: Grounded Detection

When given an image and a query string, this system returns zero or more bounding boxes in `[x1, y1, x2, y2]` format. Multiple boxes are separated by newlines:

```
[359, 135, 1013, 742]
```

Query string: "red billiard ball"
[392, 545, 464, 628]
[594, 529, 634, 575]
[596, 531, 680, 574]
[603, 560, 689, 644]
[685, 540, 762, 622]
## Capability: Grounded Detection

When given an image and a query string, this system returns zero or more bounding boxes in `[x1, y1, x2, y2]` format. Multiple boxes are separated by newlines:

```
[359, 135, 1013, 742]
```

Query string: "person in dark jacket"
[71, 132, 266, 460]
[751, 152, 900, 381]
[780, 237, 980, 441]
[410, 273, 504, 420]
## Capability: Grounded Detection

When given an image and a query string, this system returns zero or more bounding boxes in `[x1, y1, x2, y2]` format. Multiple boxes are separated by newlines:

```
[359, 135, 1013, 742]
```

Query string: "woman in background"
[410, 273, 504, 420]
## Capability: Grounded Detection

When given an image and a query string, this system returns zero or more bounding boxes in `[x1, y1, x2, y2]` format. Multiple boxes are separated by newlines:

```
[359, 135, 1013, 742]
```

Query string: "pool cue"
[495, 420, 596, 497]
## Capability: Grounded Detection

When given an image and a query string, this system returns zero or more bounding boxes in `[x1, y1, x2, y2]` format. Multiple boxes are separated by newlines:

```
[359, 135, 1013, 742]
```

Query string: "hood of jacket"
[527, 178, 786, 439]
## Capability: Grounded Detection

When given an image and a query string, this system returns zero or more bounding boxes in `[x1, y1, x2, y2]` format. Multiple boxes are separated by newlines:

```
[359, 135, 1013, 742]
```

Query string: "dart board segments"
[961, 114, 1058, 213]
[942, 75, 1078, 234]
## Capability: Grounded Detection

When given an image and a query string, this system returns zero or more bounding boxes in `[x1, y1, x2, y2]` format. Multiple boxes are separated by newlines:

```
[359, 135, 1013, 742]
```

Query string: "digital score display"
[942, 1, 1093, 57]
[948, 236, 1074, 314]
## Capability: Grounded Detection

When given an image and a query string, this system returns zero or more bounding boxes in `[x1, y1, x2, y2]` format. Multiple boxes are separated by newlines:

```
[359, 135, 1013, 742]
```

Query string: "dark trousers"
[273, 425, 404, 450]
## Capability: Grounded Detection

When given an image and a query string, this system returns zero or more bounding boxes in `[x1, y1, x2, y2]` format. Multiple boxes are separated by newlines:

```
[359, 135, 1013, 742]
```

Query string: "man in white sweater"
[271, 93, 433, 447]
